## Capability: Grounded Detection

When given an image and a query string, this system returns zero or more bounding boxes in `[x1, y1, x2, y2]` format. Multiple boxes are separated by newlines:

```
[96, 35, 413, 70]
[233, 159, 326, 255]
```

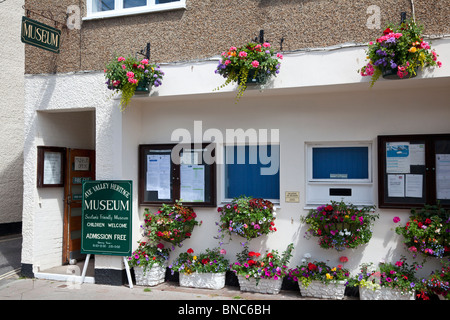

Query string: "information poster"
[436, 154, 450, 199]
[43, 151, 62, 184]
[81, 180, 132, 256]
[180, 164, 205, 202]
[146, 154, 171, 199]
[386, 142, 425, 173]
[388, 174, 405, 197]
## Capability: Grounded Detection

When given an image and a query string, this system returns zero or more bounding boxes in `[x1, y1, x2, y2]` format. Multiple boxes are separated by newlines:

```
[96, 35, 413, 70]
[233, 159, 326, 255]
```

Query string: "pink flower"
[395, 260, 403, 267]
[126, 71, 134, 78]
[276, 53, 283, 59]
[251, 60, 259, 68]
[140, 59, 149, 65]
[220, 249, 226, 255]
[262, 42, 271, 48]
[393, 217, 401, 223]
[117, 56, 125, 62]
[229, 46, 237, 51]
[437, 61, 442, 68]
[122, 64, 126, 69]
[238, 51, 247, 58]
[224, 60, 231, 65]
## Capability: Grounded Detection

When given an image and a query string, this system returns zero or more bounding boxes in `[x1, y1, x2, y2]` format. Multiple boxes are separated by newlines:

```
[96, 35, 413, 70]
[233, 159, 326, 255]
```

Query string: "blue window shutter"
[313, 147, 369, 179]
[225, 145, 280, 199]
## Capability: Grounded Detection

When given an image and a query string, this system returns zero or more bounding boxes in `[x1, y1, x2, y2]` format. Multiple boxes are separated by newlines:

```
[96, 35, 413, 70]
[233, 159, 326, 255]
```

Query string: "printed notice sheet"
[146, 154, 171, 199]
[386, 142, 410, 173]
[436, 154, 450, 199]
[43, 151, 62, 184]
[388, 174, 405, 197]
[406, 174, 423, 198]
[180, 164, 205, 202]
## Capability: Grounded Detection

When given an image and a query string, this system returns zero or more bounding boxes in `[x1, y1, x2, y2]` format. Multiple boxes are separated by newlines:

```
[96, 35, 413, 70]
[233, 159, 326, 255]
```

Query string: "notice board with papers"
[139, 143, 216, 207]
[378, 134, 450, 209]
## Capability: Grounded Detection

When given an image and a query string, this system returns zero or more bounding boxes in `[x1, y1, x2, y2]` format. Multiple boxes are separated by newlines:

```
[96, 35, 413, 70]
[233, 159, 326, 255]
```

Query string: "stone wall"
[24, 0, 450, 74]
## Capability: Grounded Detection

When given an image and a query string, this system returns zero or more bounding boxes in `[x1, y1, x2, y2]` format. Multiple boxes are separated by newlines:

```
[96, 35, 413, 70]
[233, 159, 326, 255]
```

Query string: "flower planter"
[359, 286, 415, 300]
[237, 275, 282, 294]
[298, 280, 347, 299]
[179, 272, 226, 290]
[135, 79, 150, 94]
[134, 264, 166, 286]
[382, 67, 418, 80]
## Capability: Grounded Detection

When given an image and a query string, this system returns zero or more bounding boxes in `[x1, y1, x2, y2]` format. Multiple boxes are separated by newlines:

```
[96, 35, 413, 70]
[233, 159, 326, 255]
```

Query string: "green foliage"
[217, 196, 277, 241]
[104, 55, 164, 111]
[230, 243, 294, 283]
[301, 201, 378, 251]
[360, 18, 442, 86]
[394, 204, 450, 259]
[169, 247, 229, 274]
[143, 202, 202, 246]
[127, 241, 170, 272]
[288, 261, 350, 289]
[214, 42, 282, 101]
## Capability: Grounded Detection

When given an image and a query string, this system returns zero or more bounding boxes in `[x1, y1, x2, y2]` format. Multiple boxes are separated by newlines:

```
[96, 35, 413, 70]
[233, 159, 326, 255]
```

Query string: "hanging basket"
[382, 67, 418, 80]
[135, 78, 150, 94]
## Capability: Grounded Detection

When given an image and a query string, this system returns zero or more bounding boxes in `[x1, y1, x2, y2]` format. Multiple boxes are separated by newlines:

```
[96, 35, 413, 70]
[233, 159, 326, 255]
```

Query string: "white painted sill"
[82, 3, 186, 21]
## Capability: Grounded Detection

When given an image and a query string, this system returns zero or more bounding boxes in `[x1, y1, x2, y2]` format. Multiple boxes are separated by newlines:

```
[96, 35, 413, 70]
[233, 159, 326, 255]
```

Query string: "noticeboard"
[81, 180, 132, 256]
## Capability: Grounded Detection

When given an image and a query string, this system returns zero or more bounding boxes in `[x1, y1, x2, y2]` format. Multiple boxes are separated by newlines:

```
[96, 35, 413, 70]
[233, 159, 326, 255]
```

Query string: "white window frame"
[305, 141, 375, 208]
[84, 0, 186, 20]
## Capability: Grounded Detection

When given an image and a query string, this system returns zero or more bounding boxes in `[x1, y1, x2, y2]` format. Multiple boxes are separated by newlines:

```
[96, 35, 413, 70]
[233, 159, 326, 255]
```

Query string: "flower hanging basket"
[135, 78, 151, 94]
[360, 18, 442, 87]
[179, 272, 226, 290]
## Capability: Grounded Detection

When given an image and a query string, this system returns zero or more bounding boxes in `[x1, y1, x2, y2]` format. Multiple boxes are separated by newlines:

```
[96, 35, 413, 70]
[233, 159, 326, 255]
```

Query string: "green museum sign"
[81, 180, 132, 256]
[21, 16, 61, 53]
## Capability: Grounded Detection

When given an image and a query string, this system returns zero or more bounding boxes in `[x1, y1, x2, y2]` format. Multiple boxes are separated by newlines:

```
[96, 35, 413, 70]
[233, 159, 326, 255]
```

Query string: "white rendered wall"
[23, 39, 450, 276]
[0, 0, 24, 225]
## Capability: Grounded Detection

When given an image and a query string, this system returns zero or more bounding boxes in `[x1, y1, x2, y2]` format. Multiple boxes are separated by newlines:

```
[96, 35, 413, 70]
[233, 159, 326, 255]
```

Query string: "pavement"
[0, 273, 321, 301]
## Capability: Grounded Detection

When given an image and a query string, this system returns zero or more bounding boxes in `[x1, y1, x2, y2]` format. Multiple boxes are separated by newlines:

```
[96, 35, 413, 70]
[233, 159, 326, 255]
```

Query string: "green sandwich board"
[81, 180, 132, 256]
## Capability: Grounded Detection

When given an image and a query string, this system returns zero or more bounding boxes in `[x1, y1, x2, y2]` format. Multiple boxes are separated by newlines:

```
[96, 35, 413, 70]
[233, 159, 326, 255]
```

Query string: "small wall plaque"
[285, 191, 300, 203]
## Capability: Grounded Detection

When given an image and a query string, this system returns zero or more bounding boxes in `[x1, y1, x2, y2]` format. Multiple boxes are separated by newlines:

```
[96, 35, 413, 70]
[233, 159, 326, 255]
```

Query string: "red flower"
[339, 256, 348, 263]
[185, 232, 191, 237]
[383, 27, 393, 35]
[425, 218, 432, 225]
[187, 248, 194, 254]
[202, 258, 210, 265]
[308, 263, 317, 271]
[267, 253, 273, 259]
[157, 243, 164, 249]
[325, 205, 333, 211]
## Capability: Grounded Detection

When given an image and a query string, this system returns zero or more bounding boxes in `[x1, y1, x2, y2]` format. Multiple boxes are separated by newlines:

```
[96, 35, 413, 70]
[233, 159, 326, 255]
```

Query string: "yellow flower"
[331, 267, 336, 272]
[409, 47, 417, 53]
[193, 256, 197, 260]
[326, 273, 333, 280]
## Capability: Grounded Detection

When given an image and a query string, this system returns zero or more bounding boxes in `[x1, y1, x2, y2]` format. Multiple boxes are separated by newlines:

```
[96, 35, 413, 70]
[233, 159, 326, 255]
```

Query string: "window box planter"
[237, 275, 283, 294]
[298, 280, 347, 299]
[359, 286, 415, 300]
[133, 263, 166, 286]
[179, 272, 226, 290]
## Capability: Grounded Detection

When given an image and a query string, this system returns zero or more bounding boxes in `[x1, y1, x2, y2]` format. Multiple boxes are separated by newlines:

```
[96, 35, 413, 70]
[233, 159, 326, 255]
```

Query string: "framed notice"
[378, 134, 450, 209]
[37, 146, 66, 187]
[139, 143, 216, 207]
[81, 180, 132, 256]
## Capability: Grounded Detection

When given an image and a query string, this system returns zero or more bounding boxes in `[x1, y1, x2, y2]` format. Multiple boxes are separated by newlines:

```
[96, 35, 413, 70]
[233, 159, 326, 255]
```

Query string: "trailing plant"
[215, 42, 282, 101]
[104, 55, 164, 111]
[301, 201, 378, 251]
[360, 18, 442, 87]
[217, 196, 277, 241]
[394, 204, 450, 259]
